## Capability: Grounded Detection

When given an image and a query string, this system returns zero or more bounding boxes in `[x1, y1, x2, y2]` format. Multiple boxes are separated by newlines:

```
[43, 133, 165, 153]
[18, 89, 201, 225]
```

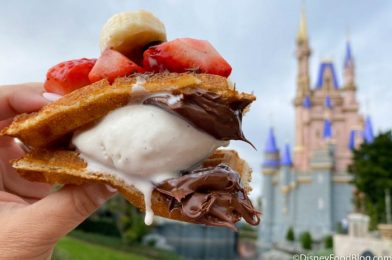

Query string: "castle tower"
[295, 7, 311, 99]
[294, 7, 312, 172]
[340, 40, 363, 170]
[260, 128, 280, 246]
[342, 40, 358, 111]
[281, 143, 293, 187]
[343, 40, 355, 89]
[281, 144, 293, 224]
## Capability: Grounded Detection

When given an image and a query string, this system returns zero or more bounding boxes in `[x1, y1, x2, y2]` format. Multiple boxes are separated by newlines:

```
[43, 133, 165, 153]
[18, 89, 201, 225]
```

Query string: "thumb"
[22, 183, 117, 241]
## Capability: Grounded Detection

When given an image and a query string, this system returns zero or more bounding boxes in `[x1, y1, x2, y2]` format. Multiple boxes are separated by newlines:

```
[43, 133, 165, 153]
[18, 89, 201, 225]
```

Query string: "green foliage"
[68, 230, 180, 260]
[300, 232, 312, 250]
[324, 235, 333, 249]
[286, 226, 295, 242]
[76, 218, 121, 237]
[115, 199, 151, 245]
[239, 224, 258, 241]
[54, 236, 147, 260]
[240, 223, 256, 232]
[336, 222, 344, 234]
[77, 195, 151, 245]
[349, 131, 392, 228]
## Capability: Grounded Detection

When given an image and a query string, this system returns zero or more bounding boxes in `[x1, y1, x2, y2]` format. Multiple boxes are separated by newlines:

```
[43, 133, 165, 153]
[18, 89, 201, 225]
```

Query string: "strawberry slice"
[44, 58, 96, 95]
[143, 38, 232, 77]
[89, 49, 145, 83]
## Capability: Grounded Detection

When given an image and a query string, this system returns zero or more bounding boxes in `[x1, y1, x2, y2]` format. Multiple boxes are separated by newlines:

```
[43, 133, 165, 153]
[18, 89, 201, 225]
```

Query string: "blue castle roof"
[363, 116, 374, 143]
[344, 41, 353, 68]
[303, 95, 312, 108]
[262, 127, 280, 168]
[264, 127, 279, 153]
[348, 129, 356, 151]
[323, 119, 332, 139]
[263, 160, 281, 168]
[281, 144, 293, 166]
[315, 62, 339, 89]
[324, 95, 332, 109]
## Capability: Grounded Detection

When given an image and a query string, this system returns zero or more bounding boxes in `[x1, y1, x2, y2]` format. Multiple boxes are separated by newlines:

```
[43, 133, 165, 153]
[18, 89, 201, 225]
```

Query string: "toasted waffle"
[2, 72, 256, 225]
[12, 148, 252, 223]
[1, 73, 255, 148]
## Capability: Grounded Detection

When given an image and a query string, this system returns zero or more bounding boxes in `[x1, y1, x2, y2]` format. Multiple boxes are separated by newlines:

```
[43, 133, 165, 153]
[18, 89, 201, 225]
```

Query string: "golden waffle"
[1, 73, 255, 148]
[12, 149, 252, 223]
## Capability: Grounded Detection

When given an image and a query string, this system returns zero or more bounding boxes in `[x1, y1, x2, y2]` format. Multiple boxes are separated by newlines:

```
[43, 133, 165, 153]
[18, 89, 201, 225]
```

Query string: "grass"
[54, 236, 147, 260]
[54, 230, 180, 260]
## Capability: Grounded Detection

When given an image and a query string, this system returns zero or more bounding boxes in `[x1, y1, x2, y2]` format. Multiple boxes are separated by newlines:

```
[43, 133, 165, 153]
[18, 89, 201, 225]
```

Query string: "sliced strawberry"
[89, 49, 145, 83]
[44, 58, 96, 95]
[143, 38, 232, 77]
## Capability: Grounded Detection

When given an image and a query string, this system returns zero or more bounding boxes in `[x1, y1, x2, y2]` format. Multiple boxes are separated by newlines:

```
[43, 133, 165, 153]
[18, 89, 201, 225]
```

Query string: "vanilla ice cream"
[72, 103, 227, 224]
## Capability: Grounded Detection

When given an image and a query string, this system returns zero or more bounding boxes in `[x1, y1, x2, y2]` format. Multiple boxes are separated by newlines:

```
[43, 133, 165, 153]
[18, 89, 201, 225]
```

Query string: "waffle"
[1, 73, 255, 148]
[12, 148, 252, 223]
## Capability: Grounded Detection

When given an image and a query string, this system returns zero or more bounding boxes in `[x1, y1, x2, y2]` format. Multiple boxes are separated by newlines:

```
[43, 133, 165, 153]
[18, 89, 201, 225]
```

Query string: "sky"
[1, 0, 391, 199]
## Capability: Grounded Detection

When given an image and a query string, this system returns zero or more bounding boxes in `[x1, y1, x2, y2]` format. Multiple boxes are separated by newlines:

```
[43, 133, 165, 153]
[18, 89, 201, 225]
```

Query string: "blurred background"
[1, 0, 391, 259]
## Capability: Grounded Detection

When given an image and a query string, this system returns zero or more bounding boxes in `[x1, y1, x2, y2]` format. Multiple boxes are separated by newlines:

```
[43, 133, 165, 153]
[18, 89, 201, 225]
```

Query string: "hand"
[0, 83, 117, 260]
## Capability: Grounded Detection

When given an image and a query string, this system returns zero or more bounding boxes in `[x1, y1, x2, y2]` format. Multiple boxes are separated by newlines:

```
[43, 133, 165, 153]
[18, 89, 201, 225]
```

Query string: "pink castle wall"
[293, 24, 364, 174]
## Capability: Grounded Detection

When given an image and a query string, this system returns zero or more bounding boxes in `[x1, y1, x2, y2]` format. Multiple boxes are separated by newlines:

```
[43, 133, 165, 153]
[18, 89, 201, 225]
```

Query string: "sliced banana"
[100, 10, 167, 62]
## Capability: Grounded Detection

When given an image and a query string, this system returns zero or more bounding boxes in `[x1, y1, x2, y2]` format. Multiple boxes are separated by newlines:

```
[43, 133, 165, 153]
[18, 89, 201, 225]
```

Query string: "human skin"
[0, 83, 117, 260]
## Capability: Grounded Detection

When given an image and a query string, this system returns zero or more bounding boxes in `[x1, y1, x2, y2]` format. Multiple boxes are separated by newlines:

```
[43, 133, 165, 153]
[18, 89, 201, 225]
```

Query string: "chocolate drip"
[155, 164, 261, 230]
[143, 90, 253, 144]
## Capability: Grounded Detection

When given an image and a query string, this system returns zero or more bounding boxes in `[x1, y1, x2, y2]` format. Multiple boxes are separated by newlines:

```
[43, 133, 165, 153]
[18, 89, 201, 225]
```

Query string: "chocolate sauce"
[143, 90, 253, 144]
[155, 164, 261, 230]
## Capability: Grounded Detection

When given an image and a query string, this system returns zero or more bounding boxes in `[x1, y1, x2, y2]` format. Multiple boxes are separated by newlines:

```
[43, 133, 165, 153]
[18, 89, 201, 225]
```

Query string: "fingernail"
[105, 184, 118, 193]
[42, 92, 62, 101]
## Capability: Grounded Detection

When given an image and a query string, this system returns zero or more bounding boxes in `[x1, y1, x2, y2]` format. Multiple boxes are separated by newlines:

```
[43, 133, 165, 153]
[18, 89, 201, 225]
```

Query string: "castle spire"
[343, 38, 356, 89]
[297, 6, 308, 42]
[294, 5, 311, 102]
[262, 127, 280, 169]
[344, 40, 353, 68]
[281, 144, 293, 167]
[293, 5, 311, 172]
[265, 127, 278, 153]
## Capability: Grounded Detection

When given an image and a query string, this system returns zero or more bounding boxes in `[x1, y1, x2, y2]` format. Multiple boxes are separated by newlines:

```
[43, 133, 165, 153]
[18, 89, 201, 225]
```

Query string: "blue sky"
[1, 0, 391, 198]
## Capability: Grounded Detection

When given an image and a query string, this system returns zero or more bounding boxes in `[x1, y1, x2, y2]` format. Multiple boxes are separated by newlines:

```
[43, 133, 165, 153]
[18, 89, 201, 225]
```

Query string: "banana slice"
[100, 10, 166, 62]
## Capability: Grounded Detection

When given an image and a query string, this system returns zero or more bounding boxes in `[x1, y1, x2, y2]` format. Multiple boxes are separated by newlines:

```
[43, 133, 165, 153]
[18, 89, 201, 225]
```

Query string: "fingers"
[0, 83, 49, 121]
[23, 183, 116, 241]
[0, 141, 52, 199]
[0, 191, 28, 205]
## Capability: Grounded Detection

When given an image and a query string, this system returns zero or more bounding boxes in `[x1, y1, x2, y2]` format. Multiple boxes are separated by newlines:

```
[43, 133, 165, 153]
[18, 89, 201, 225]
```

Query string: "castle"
[259, 9, 375, 247]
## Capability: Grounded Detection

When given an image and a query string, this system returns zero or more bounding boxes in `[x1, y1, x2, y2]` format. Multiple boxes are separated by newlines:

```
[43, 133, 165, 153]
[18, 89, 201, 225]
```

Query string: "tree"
[300, 232, 312, 250]
[349, 131, 392, 229]
[286, 226, 295, 242]
[77, 195, 151, 244]
[324, 235, 333, 249]
[108, 195, 151, 245]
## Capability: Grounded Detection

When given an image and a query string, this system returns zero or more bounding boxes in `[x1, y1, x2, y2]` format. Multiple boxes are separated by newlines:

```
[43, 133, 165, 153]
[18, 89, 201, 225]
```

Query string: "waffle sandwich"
[1, 11, 260, 229]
